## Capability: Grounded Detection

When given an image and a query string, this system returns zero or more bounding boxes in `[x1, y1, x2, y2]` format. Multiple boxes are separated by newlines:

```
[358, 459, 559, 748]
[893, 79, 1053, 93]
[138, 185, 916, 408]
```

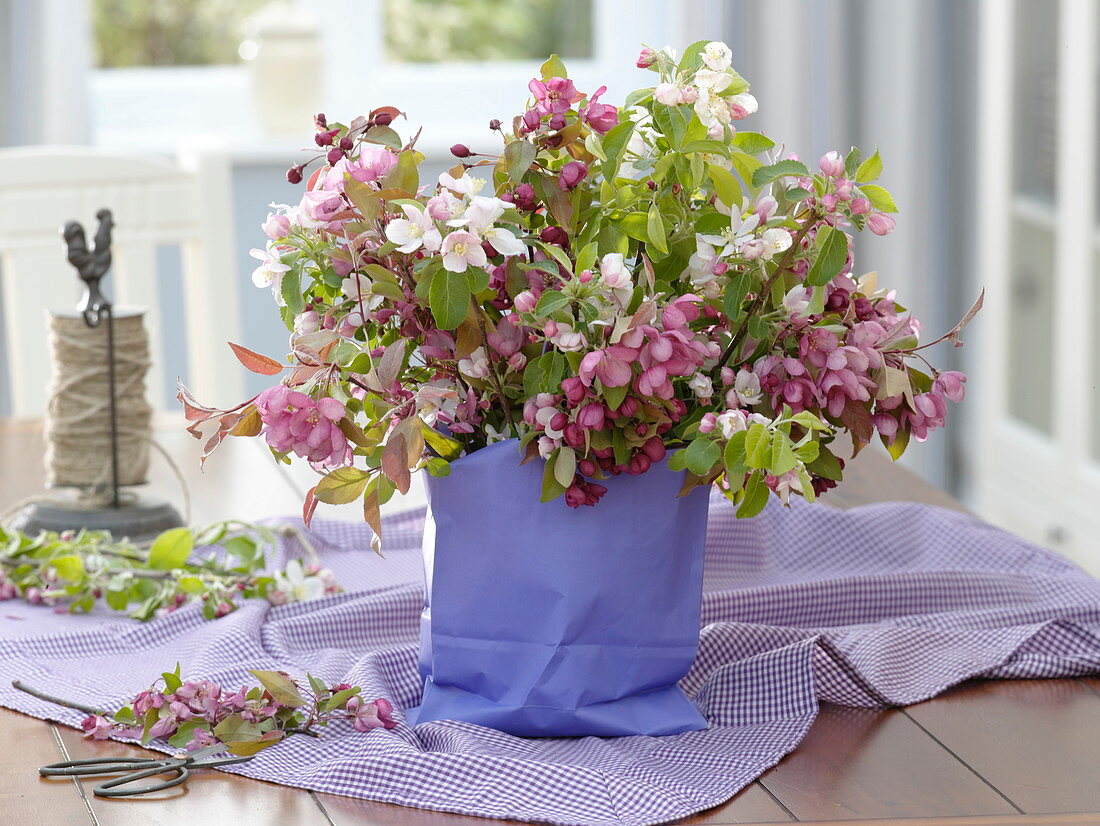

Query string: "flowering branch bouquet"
[183, 41, 975, 541]
[0, 522, 338, 620]
[19, 665, 395, 756]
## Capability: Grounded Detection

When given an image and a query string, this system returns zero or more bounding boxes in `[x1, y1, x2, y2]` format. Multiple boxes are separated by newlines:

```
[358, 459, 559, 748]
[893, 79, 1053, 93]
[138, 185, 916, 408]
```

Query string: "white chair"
[0, 144, 244, 416]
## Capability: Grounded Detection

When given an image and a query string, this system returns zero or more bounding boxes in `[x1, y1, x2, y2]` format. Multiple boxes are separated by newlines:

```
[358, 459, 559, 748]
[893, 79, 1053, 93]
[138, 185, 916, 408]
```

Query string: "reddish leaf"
[380, 432, 412, 495]
[230, 405, 263, 437]
[840, 401, 874, 447]
[303, 486, 319, 528]
[229, 342, 285, 375]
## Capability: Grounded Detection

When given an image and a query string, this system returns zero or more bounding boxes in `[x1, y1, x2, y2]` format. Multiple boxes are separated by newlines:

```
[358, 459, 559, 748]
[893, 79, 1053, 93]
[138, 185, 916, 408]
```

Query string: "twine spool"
[44, 310, 153, 496]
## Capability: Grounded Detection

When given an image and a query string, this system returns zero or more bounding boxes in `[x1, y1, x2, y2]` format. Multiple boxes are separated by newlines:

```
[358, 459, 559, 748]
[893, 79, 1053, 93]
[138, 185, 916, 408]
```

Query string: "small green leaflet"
[148, 528, 194, 570]
[684, 438, 721, 476]
[504, 141, 536, 185]
[806, 225, 849, 287]
[751, 160, 810, 189]
[428, 272, 471, 330]
[736, 472, 770, 518]
[860, 184, 898, 213]
[855, 149, 883, 183]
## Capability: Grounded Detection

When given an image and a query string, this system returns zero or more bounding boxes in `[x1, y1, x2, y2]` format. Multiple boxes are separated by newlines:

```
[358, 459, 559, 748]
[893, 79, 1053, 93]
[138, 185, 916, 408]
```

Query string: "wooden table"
[0, 417, 1096, 826]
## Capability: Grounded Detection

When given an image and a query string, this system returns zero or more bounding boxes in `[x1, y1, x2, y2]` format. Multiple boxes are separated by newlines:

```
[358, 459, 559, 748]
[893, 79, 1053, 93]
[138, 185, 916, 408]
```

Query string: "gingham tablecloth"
[2, 494, 1099, 826]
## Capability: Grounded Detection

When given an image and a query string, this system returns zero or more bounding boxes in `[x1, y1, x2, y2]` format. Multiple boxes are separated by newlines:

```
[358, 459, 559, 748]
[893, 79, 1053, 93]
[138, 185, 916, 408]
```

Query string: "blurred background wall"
[1, 0, 1088, 563]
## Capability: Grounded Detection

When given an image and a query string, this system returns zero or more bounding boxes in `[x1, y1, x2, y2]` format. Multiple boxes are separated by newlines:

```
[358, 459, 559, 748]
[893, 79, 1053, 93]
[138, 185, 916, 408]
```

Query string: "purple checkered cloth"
[2, 494, 1099, 826]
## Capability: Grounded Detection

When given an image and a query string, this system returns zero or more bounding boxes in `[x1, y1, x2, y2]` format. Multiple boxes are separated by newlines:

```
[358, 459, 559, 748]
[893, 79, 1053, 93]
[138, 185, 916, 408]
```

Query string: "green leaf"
[732, 132, 776, 156]
[723, 430, 749, 476]
[533, 289, 571, 317]
[614, 211, 650, 243]
[162, 667, 182, 693]
[708, 165, 742, 207]
[280, 271, 304, 317]
[751, 160, 810, 188]
[324, 686, 361, 711]
[540, 452, 569, 502]
[684, 438, 721, 476]
[795, 440, 820, 463]
[723, 271, 753, 321]
[225, 730, 285, 756]
[677, 39, 709, 74]
[363, 125, 402, 149]
[667, 448, 689, 472]
[112, 705, 137, 725]
[50, 555, 84, 582]
[855, 149, 883, 183]
[168, 720, 205, 749]
[423, 425, 463, 460]
[504, 140, 537, 185]
[860, 184, 898, 213]
[806, 225, 849, 287]
[249, 669, 307, 708]
[540, 53, 567, 79]
[807, 448, 844, 481]
[554, 447, 577, 488]
[646, 206, 668, 254]
[382, 150, 420, 194]
[736, 473, 770, 518]
[791, 411, 832, 432]
[601, 121, 635, 175]
[844, 147, 862, 177]
[213, 714, 264, 745]
[466, 267, 490, 294]
[308, 673, 328, 696]
[744, 424, 772, 469]
[883, 427, 911, 460]
[148, 528, 194, 570]
[770, 431, 799, 476]
[314, 467, 371, 505]
[681, 139, 730, 156]
[603, 383, 628, 411]
[428, 272, 471, 330]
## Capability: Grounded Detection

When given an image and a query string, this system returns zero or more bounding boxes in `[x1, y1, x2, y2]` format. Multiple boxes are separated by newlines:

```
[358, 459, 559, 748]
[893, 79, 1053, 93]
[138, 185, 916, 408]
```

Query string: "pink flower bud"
[576, 403, 606, 431]
[507, 352, 527, 371]
[286, 165, 304, 184]
[834, 179, 854, 200]
[578, 459, 597, 476]
[636, 47, 657, 68]
[521, 109, 542, 134]
[627, 453, 652, 475]
[641, 437, 666, 463]
[618, 397, 639, 417]
[850, 196, 872, 215]
[513, 290, 537, 313]
[262, 213, 290, 240]
[867, 211, 896, 236]
[564, 423, 585, 446]
[558, 161, 589, 191]
[450, 144, 472, 158]
[561, 376, 586, 405]
[721, 367, 736, 386]
[578, 269, 593, 283]
[698, 412, 717, 434]
[512, 183, 538, 211]
[819, 151, 845, 177]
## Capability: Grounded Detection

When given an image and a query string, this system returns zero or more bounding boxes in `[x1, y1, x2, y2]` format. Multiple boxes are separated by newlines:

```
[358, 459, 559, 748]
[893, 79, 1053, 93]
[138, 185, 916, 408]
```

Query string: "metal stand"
[13, 210, 182, 540]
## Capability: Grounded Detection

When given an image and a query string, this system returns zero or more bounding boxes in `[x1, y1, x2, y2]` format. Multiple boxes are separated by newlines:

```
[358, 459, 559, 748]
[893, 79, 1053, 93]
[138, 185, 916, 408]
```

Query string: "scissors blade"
[179, 744, 230, 763]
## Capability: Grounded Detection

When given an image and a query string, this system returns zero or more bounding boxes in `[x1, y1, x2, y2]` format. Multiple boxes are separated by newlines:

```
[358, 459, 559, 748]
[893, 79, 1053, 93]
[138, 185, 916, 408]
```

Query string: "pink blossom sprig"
[74, 665, 396, 756]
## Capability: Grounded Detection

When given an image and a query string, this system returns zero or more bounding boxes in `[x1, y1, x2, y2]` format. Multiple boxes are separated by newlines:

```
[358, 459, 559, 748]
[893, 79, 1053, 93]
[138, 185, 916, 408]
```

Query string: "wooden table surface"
[0, 417, 1096, 826]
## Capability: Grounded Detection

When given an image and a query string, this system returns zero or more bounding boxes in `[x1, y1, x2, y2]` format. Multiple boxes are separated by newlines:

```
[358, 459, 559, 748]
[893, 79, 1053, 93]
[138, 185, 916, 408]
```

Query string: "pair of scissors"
[40, 743, 253, 797]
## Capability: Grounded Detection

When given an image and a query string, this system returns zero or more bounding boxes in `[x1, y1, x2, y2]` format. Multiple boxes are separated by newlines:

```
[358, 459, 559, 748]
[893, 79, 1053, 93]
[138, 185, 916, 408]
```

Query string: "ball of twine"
[44, 311, 153, 497]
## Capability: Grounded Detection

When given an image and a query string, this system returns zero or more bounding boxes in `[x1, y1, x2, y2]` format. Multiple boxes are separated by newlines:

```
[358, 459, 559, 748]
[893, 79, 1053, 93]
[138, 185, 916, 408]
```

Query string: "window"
[384, 0, 594, 63]
[92, 0, 265, 68]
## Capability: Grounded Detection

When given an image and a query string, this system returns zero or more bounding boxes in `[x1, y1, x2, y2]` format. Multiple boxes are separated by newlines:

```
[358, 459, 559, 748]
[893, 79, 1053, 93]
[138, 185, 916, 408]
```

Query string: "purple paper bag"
[410, 439, 711, 737]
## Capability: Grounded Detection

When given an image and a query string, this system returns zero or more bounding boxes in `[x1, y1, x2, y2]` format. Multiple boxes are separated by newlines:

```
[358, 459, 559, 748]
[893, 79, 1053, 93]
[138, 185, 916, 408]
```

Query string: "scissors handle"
[40, 757, 165, 779]
[94, 764, 190, 798]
